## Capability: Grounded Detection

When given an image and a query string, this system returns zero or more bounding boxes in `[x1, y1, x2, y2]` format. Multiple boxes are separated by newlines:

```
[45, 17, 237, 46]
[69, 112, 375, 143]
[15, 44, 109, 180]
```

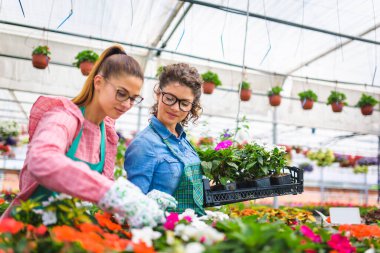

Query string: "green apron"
[30, 107, 106, 201]
[150, 124, 205, 215]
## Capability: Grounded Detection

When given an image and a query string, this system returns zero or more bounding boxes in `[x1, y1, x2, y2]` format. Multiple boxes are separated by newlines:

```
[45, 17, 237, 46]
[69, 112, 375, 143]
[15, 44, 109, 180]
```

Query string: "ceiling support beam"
[179, 0, 380, 46]
[286, 22, 380, 75]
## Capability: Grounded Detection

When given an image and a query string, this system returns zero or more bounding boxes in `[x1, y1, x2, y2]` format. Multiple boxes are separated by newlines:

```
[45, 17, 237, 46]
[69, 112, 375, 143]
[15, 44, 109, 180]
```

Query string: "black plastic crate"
[203, 166, 304, 207]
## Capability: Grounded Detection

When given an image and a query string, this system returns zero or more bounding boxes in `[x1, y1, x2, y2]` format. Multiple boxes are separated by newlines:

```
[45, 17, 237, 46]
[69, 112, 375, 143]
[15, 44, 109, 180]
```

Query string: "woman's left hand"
[147, 189, 178, 211]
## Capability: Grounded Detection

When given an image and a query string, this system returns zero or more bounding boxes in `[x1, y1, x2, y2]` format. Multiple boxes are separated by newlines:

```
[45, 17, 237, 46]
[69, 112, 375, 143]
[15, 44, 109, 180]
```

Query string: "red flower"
[300, 225, 322, 243]
[0, 218, 24, 234]
[164, 213, 179, 230]
[327, 234, 356, 253]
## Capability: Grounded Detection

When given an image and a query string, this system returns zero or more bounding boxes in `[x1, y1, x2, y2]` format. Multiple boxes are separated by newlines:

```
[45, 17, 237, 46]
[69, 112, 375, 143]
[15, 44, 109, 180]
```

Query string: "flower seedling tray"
[203, 166, 303, 207]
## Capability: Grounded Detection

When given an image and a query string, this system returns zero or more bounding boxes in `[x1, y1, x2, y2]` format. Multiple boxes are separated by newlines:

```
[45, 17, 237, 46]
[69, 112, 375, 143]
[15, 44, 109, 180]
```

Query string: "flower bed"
[0, 194, 379, 252]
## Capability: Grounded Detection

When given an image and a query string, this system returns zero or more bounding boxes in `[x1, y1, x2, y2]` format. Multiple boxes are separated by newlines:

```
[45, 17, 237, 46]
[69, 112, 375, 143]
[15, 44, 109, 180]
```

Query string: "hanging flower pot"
[331, 102, 344, 112]
[73, 50, 99, 76]
[298, 90, 318, 110]
[32, 45, 51, 69]
[79, 61, 95, 76]
[356, 94, 379, 116]
[267, 86, 283, 106]
[240, 81, 251, 101]
[360, 105, 374, 115]
[240, 89, 251, 101]
[203, 82, 216, 94]
[327, 91, 347, 113]
[201, 71, 222, 94]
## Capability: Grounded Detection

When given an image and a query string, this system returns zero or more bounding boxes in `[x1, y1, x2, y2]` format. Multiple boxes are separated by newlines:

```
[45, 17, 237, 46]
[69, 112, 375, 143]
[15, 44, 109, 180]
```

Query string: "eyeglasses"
[160, 89, 194, 112]
[106, 79, 144, 105]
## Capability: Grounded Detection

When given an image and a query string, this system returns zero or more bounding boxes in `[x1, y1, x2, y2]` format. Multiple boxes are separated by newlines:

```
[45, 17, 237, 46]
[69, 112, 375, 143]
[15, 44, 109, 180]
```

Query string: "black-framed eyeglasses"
[160, 89, 194, 112]
[106, 80, 144, 105]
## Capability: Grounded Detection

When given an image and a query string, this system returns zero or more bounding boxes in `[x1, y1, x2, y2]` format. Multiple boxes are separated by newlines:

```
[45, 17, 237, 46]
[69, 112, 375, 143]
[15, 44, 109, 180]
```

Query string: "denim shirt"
[124, 116, 200, 195]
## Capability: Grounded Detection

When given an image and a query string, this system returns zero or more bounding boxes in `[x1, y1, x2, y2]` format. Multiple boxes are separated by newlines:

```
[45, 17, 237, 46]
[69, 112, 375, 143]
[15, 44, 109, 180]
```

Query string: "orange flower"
[0, 218, 24, 234]
[339, 224, 380, 239]
[0, 198, 5, 204]
[52, 225, 79, 242]
[77, 223, 103, 234]
[95, 212, 122, 231]
[326, 217, 331, 223]
[133, 242, 157, 253]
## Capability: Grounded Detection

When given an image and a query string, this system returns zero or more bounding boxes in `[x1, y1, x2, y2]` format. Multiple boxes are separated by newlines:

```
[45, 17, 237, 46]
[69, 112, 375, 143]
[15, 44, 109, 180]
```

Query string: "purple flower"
[214, 140, 233, 151]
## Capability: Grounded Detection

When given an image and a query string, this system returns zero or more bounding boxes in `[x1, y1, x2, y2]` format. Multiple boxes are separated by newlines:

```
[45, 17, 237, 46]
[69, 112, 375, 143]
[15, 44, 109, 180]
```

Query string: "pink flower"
[183, 216, 192, 223]
[327, 234, 356, 253]
[163, 213, 179, 230]
[214, 140, 233, 151]
[300, 225, 322, 243]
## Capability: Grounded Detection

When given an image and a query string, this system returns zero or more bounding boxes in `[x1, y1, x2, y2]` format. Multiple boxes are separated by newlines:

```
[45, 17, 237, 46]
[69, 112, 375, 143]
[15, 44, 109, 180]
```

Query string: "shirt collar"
[150, 116, 186, 140]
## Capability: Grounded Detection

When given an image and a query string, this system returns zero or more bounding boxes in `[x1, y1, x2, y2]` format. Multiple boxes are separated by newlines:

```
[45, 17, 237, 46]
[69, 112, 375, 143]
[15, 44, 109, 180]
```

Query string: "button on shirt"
[124, 116, 200, 195]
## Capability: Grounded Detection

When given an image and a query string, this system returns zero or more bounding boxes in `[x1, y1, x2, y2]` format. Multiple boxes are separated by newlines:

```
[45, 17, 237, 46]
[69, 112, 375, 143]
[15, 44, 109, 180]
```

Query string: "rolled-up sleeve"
[124, 137, 157, 194]
[27, 107, 113, 203]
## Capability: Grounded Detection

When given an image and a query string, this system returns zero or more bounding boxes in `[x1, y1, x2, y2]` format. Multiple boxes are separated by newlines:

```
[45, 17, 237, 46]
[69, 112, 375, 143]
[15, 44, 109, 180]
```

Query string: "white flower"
[174, 220, 224, 246]
[199, 210, 229, 222]
[185, 242, 205, 253]
[179, 209, 198, 221]
[42, 210, 57, 226]
[131, 227, 161, 247]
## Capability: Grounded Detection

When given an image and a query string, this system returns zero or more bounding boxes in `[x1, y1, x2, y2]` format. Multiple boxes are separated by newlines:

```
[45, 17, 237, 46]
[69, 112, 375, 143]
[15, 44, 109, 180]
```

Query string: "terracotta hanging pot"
[79, 61, 94, 76]
[32, 54, 50, 69]
[360, 105, 374, 115]
[301, 99, 314, 110]
[203, 82, 216, 94]
[240, 89, 251, 101]
[269, 95, 281, 106]
[331, 101, 343, 112]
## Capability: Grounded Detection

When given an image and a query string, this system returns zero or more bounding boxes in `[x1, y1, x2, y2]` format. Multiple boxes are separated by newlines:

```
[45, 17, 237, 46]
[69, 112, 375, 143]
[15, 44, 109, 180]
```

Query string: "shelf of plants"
[203, 166, 303, 207]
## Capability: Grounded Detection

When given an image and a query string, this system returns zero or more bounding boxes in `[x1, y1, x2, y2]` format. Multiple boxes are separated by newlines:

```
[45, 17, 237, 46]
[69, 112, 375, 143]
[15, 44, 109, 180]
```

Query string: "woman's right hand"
[98, 177, 165, 228]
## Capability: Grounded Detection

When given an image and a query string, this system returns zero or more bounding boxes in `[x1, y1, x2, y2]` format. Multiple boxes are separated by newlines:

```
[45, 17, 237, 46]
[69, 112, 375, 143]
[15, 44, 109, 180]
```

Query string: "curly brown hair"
[151, 63, 203, 126]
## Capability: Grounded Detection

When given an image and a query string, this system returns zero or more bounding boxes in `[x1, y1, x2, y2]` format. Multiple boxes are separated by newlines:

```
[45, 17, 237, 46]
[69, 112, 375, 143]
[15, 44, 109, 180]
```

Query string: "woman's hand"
[98, 178, 165, 228]
[147, 189, 178, 211]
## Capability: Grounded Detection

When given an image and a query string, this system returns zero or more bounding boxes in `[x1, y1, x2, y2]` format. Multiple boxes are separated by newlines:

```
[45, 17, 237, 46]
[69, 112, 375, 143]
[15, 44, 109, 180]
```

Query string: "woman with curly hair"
[124, 63, 205, 215]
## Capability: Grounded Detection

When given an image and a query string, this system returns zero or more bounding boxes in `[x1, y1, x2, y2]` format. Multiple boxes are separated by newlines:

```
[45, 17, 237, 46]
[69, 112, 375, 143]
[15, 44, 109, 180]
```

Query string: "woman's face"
[157, 82, 195, 128]
[95, 73, 143, 120]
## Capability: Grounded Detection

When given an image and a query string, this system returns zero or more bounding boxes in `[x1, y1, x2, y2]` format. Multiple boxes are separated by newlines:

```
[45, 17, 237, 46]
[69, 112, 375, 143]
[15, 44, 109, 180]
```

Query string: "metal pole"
[320, 166, 325, 203]
[234, 0, 249, 135]
[273, 107, 279, 208]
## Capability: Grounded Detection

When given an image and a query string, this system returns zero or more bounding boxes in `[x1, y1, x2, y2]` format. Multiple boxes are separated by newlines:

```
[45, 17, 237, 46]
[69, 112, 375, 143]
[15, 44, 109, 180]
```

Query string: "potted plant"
[326, 91, 347, 113]
[269, 146, 290, 185]
[298, 90, 318, 110]
[267, 86, 283, 106]
[73, 50, 99, 76]
[201, 71, 222, 94]
[32, 45, 51, 69]
[240, 81, 252, 101]
[198, 145, 239, 191]
[355, 93, 379, 116]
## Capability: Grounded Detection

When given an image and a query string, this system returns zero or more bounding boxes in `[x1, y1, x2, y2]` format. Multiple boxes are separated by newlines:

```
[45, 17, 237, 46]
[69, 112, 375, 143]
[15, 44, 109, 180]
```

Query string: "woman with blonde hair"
[2, 45, 175, 227]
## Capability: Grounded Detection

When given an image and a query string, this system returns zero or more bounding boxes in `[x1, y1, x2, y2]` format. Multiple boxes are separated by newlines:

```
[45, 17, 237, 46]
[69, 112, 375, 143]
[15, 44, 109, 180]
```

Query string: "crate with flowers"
[197, 130, 303, 207]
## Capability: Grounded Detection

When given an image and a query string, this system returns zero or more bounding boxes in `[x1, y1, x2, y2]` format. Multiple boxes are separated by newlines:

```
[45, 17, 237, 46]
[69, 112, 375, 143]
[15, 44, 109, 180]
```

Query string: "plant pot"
[253, 177, 271, 187]
[32, 54, 50, 69]
[360, 105, 374, 116]
[240, 89, 252, 101]
[269, 95, 281, 106]
[79, 61, 94, 76]
[210, 184, 225, 191]
[331, 102, 343, 112]
[270, 173, 292, 185]
[236, 181, 255, 189]
[203, 82, 216, 94]
[301, 99, 314, 110]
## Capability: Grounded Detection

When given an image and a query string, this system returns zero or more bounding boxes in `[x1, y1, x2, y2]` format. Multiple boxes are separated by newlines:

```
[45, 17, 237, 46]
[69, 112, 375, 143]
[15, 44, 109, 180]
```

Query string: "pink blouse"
[2, 96, 118, 218]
